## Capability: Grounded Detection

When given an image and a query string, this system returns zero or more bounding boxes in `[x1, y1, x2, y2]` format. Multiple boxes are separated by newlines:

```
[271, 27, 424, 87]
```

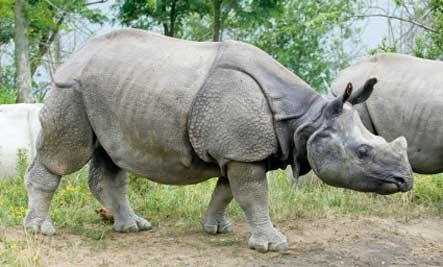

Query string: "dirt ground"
[1, 216, 442, 267]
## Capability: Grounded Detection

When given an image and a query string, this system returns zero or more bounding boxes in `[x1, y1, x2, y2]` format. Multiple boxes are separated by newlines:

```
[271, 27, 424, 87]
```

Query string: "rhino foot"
[202, 213, 233, 234]
[113, 215, 152, 233]
[23, 213, 56, 236]
[203, 221, 233, 235]
[248, 226, 288, 253]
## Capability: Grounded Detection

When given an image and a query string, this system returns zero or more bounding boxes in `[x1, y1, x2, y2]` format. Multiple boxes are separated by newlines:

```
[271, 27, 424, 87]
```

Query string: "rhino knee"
[25, 159, 60, 193]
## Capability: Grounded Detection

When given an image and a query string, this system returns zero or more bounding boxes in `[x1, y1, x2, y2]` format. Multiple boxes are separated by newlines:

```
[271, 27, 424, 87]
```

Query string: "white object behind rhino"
[332, 53, 443, 174]
[24, 29, 413, 253]
[0, 104, 42, 179]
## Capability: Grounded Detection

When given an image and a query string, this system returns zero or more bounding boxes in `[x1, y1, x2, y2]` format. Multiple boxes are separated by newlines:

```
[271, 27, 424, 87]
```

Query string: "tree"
[182, 0, 282, 42]
[419, 0, 443, 59]
[27, 0, 107, 77]
[0, 0, 106, 103]
[14, 0, 33, 103]
[116, 0, 203, 37]
[249, 0, 356, 92]
[212, 0, 221, 41]
[355, 0, 443, 60]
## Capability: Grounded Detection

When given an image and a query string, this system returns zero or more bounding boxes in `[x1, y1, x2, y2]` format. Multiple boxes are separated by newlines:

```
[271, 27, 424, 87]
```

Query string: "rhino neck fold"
[272, 96, 328, 178]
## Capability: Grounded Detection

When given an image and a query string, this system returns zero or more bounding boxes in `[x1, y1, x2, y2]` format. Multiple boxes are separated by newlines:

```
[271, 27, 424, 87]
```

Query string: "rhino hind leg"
[88, 146, 152, 233]
[227, 162, 288, 253]
[202, 177, 233, 234]
[23, 158, 61, 235]
[24, 88, 94, 235]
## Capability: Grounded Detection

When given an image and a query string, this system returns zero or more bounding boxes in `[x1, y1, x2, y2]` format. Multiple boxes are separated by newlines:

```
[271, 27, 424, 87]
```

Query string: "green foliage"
[421, 0, 443, 59]
[0, 0, 14, 45]
[116, 0, 206, 37]
[0, 0, 106, 103]
[250, 0, 355, 92]
[0, 64, 16, 104]
[0, 0, 106, 47]
[24, 0, 107, 73]
[0, 88, 16, 104]
[369, 37, 398, 55]
[392, 0, 443, 60]
[178, 0, 282, 42]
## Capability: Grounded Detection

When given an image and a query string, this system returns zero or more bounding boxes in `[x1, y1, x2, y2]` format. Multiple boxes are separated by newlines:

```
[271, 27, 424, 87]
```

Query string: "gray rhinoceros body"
[25, 30, 413, 253]
[332, 53, 443, 174]
[51, 29, 311, 183]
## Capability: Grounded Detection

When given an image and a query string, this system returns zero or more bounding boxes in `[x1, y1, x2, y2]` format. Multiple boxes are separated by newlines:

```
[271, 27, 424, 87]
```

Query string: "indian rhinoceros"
[332, 53, 443, 174]
[0, 104, 42, 179]
[24, 29, 413, 253]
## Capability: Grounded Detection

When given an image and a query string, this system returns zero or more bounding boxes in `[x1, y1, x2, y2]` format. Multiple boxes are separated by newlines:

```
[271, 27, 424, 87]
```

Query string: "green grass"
[0, 156, 442, 241]
[0, 159, 442, 267]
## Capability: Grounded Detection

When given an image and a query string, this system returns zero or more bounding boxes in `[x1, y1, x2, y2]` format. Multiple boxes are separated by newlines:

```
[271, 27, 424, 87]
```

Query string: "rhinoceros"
[332, 53, 443, 174]
[24, 29, 413, 253]
[0, 104, 42, 179]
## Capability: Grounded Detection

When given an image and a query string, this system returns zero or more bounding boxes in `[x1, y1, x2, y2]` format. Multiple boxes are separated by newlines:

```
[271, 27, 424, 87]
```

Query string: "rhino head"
[304, 78, 413, 194]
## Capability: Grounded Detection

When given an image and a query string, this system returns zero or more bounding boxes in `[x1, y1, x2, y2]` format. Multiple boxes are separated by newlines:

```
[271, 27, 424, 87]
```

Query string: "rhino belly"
[83, 87, 221, 184]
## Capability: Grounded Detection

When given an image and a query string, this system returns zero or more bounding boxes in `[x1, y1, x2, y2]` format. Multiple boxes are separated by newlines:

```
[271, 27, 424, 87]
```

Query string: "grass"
[0, 156, 442, 266]
[0, 156, 442, 235]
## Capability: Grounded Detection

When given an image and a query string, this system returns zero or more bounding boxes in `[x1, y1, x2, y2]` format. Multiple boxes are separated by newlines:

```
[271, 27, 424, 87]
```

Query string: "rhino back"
[53, 29, 220, 182]
[332, 53, 443, 173]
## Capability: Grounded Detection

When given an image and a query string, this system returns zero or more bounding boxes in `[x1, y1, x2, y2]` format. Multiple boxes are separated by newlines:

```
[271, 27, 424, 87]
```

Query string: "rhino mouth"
[378, 176, 410, 193]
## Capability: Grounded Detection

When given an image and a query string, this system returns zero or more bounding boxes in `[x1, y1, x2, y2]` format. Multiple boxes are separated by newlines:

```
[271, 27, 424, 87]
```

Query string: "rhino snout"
[389, 136, 413, 192]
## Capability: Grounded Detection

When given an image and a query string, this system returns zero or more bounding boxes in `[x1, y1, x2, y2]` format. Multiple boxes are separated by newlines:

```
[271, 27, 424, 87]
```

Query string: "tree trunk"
[212, 0, 222, 41]
[0, 49, 3, 87]
[14, 0, 34, 103]
[30, 16, 64, 77]
[168, 0, 177, 37]
[160, 2, 171, 37]
[54, 32, 62, 68]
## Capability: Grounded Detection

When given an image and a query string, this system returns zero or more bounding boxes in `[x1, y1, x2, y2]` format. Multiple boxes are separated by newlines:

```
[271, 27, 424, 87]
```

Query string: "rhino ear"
[326, 82, 353, 117]
[348, 78, 377, 105]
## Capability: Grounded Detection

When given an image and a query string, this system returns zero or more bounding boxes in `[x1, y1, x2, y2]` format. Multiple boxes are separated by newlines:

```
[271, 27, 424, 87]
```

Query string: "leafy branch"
[353, 13, 439, 33]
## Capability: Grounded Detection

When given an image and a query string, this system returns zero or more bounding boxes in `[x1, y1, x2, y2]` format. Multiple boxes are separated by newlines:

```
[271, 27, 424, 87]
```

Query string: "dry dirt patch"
[1, 216, 442, 267]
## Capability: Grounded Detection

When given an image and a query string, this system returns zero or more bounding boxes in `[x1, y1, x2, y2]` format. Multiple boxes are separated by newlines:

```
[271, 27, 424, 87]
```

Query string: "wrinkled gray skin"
[332, 53, 443, 174]
[24, 30, 413, 253]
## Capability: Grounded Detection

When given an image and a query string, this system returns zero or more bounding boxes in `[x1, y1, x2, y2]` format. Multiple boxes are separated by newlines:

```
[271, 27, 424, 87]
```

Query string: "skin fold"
[24, 29, 413, 253]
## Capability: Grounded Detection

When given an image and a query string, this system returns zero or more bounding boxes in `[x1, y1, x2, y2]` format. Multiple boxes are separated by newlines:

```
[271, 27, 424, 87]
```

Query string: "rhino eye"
[356, 144, 372, 159]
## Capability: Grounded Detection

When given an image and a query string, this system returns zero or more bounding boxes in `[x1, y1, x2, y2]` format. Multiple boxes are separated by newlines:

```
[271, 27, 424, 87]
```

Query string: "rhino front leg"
[227, 161, 288, 253]
[88, 147, 151, 232]
[202, 177, 233, 234]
